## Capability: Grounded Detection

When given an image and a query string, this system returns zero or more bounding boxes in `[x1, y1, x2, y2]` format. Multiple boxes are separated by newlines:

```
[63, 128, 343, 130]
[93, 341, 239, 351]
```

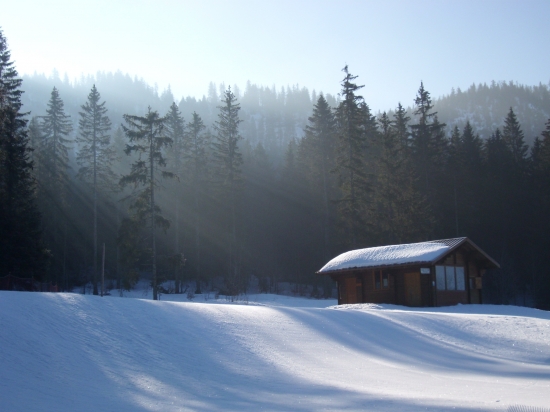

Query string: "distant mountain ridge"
[432, 81, 550, 144]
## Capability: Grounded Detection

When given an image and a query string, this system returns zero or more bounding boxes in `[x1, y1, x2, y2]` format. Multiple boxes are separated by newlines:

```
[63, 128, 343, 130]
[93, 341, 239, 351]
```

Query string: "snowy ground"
[1, 291, 549, 411]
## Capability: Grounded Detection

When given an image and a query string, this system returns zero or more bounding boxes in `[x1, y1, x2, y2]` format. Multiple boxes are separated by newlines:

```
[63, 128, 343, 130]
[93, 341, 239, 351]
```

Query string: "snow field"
[0, 291, 549, 411]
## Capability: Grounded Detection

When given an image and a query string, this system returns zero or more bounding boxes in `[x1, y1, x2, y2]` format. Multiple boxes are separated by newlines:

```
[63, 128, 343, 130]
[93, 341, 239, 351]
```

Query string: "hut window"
[375, 271, 389, 290]
[436, 265, 466, 291]
[446, 267, 456, 290]
[436, 266, 446, 290]
[455, 267, 465, 290]
[338, 280, 346, 301]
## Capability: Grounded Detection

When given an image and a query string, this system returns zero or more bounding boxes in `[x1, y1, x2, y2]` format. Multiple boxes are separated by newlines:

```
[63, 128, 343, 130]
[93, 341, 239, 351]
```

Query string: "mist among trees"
[2, 27, 550, 308]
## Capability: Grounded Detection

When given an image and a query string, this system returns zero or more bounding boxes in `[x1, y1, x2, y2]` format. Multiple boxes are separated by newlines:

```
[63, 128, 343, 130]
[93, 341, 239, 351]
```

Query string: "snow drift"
[1, 291, 549, 411]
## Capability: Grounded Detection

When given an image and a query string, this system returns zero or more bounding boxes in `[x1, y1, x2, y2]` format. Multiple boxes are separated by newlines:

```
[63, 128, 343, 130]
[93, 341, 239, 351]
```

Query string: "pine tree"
[37, 87, 73, 283]
[360, 100, 380, 205]
[372, 110, 431, 244]
[392, 103, 410, 153]
[501, 109, 529, 232]
[39, 87, 73, 197]
[212, 87, 243, 295]
[448, 125, 461, 236]
[334, 66, 369, 248]
[27, 116, 42, 174]
[185, 111, 209, 293]
[0, 108, 47, 277]
[40, 87, 73, 173]
[0, 27, 47, 277]
[410, 82, 447, 186]
[502, 107, 528, 167]
[76, 84, 116, 295]
[483, 128, 510, 219]
[534, 119, 550, 190]
[448, 121, 484, 238]
[0, 28, 23, 111]
[530, 119, 550, 307]
[373, 112, 398, 241]
[164, 102, 186, 293]
[120, 107, 174, 300]
[302, 94, 336, 261]
[279, 138, 313, 288]
[482, 128, 515, 301]
[409, 82, 448, 237]
[242, 141, 278, 291]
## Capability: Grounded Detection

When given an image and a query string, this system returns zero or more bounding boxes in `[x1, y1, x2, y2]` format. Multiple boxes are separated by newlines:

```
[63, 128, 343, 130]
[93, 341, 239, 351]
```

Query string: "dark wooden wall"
[330, 243, 489, 307]
[363, 271, 396, 304]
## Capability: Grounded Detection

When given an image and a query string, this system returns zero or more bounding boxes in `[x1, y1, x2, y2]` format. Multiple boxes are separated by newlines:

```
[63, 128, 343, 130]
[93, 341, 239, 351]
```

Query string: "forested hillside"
[21, 71, 339, 163]
[435, 81, 550, 144]
[2, 27, 550, 308]
[22, 72, 550, 149]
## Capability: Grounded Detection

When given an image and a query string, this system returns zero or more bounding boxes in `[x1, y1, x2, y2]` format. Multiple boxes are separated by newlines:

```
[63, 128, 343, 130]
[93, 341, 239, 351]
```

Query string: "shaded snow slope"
[1, 292, 549, 411]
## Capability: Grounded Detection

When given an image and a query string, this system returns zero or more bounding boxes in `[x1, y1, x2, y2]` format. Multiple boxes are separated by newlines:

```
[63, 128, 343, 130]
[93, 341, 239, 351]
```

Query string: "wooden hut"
[318, 237, 499, 307]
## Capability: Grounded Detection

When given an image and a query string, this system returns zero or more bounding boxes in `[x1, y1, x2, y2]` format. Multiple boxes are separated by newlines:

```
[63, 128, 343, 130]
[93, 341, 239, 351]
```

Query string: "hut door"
[345, 277, 357, 304]
[356, 277, 363, 303]
[404, 272, 422, 306]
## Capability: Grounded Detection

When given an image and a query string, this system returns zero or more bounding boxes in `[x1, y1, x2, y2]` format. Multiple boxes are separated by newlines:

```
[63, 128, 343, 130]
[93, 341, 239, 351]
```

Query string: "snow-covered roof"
[318, 238, 467, 273]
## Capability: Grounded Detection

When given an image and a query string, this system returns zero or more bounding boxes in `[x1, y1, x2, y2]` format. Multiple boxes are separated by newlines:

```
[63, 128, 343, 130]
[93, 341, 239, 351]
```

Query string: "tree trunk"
[174, 199, 180, 294]
[93, 127, 98, 295]
[151, 126, 157, 301]
[194, 155, 201, 294]
[195, 190, 201, 294]
[321, 154, 330, 262]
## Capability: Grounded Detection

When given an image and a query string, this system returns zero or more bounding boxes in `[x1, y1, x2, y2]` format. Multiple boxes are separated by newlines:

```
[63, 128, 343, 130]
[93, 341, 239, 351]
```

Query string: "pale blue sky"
[2, 0, 549, 111]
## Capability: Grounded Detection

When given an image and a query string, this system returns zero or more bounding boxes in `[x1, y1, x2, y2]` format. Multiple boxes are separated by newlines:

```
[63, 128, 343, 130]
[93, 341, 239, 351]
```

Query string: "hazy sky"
[2, 0, 549, 112]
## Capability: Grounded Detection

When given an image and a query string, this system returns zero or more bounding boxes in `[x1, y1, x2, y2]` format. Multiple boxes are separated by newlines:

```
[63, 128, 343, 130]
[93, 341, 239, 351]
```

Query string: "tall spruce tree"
[410, 83, 446, 187]
[482, 127, 515, 301]
[334, 66, 369, 249]
[447, 121, 484, 238]
[27, 116, 42, 174]
[373, 110, 430, 244]
[533, 119, 550, 205]
[38, 87, 73, 284]
[212, 87, 243, 294]
[302, 94, 337, 261]
[448, 125, 462, 236]
[164, 102, 186, 293]
[530, 119, 550, 307]
[185, 112, 209, 293]
[409, 82, 448, 237]
[40, 88, 73, 186]
[242, 141, 279, 291]
[0, 28, 22, 111]
[500, 108, 530, 297]
[279, 138, 313, 288]
[120, 107, 174, 300]
[76, 84, 116, 295]
[457, 121, 483, 237]
[393, 103, 410, 153]
[0, 28, 47, 277]
[502, 107, 528, 167]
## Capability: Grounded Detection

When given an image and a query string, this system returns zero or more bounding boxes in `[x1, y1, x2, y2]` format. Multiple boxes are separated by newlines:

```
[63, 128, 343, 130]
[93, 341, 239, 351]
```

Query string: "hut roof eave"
[317, 237, 500, 275]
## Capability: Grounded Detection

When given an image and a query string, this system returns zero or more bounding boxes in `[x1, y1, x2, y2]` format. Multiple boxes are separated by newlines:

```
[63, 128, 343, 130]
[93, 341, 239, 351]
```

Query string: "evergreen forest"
[2, 28, 550, 308]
